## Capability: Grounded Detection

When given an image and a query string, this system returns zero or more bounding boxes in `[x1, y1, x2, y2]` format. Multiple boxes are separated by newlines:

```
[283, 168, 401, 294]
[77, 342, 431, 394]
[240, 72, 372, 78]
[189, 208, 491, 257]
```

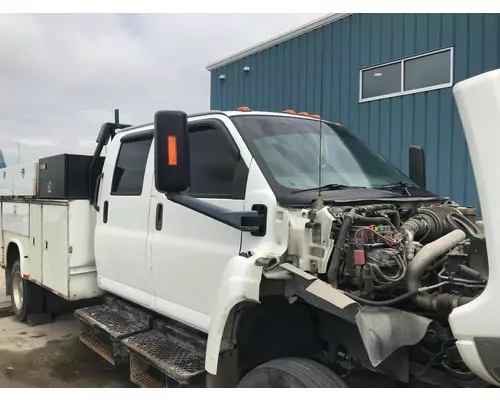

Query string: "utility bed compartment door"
[68, 200, 96, 268]
[29, 203, 42, 282]
[0, 168, 14, 196]
[2, 202, 29, 236]
[42, 204, 69, 296]
[14, 162, 38, 197]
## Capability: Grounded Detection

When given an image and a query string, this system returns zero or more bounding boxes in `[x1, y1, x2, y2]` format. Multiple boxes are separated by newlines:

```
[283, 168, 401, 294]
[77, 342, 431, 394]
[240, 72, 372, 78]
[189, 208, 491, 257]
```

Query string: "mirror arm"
[166, 193, 266, 236]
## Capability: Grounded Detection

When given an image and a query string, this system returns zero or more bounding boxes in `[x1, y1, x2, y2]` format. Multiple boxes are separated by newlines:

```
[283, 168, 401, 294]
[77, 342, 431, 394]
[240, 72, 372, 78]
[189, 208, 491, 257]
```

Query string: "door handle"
[103, 201, 109, 223]
[156, 203, 163, 231]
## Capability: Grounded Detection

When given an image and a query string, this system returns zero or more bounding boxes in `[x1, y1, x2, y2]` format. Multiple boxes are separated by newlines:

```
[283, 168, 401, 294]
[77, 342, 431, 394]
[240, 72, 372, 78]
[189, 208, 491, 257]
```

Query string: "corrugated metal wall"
[210, 13, 500, 212]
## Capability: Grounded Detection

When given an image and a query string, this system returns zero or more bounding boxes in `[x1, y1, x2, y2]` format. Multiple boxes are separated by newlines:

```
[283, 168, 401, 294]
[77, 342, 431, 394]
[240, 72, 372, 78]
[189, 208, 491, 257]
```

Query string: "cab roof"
[116, 110, 335, 135]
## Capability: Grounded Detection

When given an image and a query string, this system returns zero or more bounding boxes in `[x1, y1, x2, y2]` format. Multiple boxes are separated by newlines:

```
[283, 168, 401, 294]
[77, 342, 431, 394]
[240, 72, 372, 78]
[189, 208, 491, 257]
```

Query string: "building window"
[362, 62, 401, 100]
[360, 47, 453, 102]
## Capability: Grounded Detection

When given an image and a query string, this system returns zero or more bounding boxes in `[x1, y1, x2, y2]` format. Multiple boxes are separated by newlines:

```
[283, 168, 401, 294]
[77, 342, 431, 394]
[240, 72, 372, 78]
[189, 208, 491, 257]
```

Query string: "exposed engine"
[325, 204, 487, 310]
[322, 203, 489, 385]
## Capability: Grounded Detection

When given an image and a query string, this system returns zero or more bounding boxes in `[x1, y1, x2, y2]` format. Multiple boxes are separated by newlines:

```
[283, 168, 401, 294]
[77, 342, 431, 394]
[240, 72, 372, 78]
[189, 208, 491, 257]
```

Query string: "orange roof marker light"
[310, 114, 321, 119]
[297, 112, 310, 117]
[282, 109, 296, 115]
[237, 106, 251, 112]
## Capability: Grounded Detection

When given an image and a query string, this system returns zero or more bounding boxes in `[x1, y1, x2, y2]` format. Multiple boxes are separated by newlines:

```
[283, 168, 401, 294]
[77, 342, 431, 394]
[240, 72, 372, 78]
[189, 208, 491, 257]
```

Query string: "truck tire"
[10, 260, 44, 322]
[238, 357, 348, 388]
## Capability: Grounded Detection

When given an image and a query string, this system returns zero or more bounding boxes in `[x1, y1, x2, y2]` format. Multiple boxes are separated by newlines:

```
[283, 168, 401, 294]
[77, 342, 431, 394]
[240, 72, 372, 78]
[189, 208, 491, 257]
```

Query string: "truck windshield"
[231, 115, 415, 191]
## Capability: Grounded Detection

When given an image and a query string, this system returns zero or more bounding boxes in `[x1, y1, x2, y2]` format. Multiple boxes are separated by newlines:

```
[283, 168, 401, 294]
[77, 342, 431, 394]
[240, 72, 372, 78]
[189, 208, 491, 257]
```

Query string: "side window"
[111, 137, 152, 195]
[186, 124, 242, 198]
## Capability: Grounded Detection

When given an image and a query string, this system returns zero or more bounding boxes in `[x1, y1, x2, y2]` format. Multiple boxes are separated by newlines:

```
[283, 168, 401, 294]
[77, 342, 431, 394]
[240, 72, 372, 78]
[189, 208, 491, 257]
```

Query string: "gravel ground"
[0, 269, 10, 313]
[0, 272, 132, 388]
[0, 272, 447, 388]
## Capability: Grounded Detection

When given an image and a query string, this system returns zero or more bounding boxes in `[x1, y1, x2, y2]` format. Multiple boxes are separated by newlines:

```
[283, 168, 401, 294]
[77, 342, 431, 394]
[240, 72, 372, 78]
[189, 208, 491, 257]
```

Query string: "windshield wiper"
[292, 183, 367, 194]
[375, 181, 416, 196]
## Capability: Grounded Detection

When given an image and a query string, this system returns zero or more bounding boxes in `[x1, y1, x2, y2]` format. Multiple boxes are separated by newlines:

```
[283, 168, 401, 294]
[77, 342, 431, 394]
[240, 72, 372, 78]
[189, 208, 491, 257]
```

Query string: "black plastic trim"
[121, 130, 154, 143]
[156, 203, 163, 231]
[167, 193, 266, 234]
[110, 191, 143, 197]
[250, 204, 267, 237]
[103, 201, 109, 223]
[117, 111, 227, 134]
[230, 155, 248, 200]
[93, 173, 103, 212]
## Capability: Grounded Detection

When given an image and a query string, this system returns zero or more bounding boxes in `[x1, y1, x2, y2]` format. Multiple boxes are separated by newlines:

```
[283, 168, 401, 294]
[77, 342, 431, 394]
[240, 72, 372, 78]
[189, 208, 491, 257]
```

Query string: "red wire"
[354, 227, 398, 246]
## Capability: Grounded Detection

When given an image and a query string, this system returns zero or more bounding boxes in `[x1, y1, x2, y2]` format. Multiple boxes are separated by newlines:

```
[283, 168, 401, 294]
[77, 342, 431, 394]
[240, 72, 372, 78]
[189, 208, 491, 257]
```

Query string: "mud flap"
[280, 263, 431, 367]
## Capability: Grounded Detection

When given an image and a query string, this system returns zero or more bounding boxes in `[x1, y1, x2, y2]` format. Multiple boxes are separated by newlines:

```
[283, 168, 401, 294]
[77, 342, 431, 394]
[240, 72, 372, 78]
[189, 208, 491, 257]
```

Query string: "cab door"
[94, 131, 155, 308]
[148, 118, 249, 331]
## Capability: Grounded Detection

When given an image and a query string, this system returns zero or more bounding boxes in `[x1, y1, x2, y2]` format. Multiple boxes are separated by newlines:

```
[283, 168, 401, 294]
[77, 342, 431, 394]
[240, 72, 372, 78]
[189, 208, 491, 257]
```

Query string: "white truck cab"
[2, 71, 500, 388]
[94, 111, 276, 331]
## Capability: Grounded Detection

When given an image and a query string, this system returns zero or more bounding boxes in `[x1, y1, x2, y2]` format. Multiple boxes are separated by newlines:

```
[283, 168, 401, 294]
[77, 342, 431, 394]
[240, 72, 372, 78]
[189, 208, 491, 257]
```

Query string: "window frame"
[110, 131, 153, 197]
[359, 47, 454, 103]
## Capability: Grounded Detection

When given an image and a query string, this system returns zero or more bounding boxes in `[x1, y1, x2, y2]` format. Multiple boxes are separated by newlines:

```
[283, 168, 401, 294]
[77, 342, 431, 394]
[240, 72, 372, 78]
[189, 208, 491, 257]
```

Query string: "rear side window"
[111, 138, 152, 195]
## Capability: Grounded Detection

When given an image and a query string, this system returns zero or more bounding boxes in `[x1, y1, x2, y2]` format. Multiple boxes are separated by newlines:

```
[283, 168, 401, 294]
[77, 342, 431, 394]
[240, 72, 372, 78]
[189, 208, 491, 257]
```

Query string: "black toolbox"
[37, 154, 104, 199]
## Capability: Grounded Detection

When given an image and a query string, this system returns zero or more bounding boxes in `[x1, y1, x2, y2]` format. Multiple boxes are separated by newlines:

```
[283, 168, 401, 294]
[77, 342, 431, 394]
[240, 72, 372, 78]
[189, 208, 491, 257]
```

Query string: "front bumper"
[456, 339, 500, 386]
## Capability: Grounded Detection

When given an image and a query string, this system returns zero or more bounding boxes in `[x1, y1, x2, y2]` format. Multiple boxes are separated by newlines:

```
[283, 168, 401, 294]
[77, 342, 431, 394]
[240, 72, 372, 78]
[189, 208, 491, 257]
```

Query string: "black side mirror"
[154, 111, 266, 236]
[409, 145, 426, 189]
[154, 110, 190, 193]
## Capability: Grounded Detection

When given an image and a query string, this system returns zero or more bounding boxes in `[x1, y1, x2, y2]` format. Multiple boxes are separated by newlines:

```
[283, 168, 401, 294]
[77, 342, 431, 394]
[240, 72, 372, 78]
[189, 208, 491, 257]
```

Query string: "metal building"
[207, 13, 500, 212]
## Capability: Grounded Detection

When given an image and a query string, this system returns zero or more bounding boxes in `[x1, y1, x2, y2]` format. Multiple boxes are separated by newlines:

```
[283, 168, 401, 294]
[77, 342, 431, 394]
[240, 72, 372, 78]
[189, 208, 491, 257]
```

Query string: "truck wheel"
[10, 260, 43, 322]
[238, 357, 347, 388]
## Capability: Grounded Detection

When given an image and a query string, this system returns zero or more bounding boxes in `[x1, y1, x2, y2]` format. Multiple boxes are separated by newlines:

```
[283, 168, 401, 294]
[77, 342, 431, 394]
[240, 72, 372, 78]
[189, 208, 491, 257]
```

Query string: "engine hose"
[407, 229, 474, 313]
[428, 254, 448, 272]
[370, 259, 406, 283]
[395, 254, 408, 280]
[343, 289, 419, 306]
[383, 209, 401, 228]
[446, 213, 481, 236]
[327, 209, 356, 286]
[352, 215, 392, 226]
[342, 281, 449, 307]
[401, 206, 463, 244]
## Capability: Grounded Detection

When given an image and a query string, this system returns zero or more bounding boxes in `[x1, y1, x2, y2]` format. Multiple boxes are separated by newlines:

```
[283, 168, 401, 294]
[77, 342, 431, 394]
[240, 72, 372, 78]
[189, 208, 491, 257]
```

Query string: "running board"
[122, 319, 207, 387]
[75, 295, 154, 365]
[80, 332, 116, 365]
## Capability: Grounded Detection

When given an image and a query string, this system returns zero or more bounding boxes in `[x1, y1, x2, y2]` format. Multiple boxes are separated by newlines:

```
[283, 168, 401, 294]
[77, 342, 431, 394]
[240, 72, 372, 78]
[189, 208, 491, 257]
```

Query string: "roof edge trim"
[206, 13, 351, 71]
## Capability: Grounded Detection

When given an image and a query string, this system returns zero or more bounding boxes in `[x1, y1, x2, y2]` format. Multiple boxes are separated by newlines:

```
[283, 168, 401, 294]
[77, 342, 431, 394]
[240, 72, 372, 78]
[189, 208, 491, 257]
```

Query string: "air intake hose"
[407, 229, 473, 314]
[401, 206, 463, 244]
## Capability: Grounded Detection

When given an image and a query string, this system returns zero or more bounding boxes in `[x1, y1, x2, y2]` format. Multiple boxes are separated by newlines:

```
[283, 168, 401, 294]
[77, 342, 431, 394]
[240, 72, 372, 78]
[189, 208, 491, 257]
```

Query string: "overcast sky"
[0, 13, 325, 166]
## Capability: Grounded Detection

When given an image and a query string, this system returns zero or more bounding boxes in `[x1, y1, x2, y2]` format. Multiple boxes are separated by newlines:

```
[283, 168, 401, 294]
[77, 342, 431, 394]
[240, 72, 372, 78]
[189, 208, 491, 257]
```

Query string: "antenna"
[315, 54, 325, 210]
[114, 109, 120, 124]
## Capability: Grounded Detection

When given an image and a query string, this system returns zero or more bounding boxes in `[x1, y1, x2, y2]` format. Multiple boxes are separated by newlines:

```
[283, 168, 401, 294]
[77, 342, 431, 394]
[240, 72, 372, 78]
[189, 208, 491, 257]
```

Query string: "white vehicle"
[1, 70, 500, 388]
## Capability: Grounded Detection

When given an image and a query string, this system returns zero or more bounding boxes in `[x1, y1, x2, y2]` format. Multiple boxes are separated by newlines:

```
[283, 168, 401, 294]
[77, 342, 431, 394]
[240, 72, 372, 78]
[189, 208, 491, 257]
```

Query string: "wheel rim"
[12, 271, 24, 311]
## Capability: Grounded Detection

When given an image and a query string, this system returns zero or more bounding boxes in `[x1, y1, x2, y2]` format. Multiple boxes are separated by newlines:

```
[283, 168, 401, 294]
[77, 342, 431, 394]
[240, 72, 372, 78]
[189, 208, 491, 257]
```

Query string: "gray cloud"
[0, 13, 325, 165]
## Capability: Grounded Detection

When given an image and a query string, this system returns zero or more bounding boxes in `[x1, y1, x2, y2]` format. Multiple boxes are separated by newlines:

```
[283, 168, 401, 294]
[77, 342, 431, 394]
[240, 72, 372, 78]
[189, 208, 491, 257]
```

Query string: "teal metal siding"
[210, 13, 500, 211]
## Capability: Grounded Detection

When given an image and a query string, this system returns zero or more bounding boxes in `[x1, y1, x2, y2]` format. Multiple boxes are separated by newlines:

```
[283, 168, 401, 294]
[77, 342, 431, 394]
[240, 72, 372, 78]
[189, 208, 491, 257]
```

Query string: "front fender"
[205, 254, 263, 375]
